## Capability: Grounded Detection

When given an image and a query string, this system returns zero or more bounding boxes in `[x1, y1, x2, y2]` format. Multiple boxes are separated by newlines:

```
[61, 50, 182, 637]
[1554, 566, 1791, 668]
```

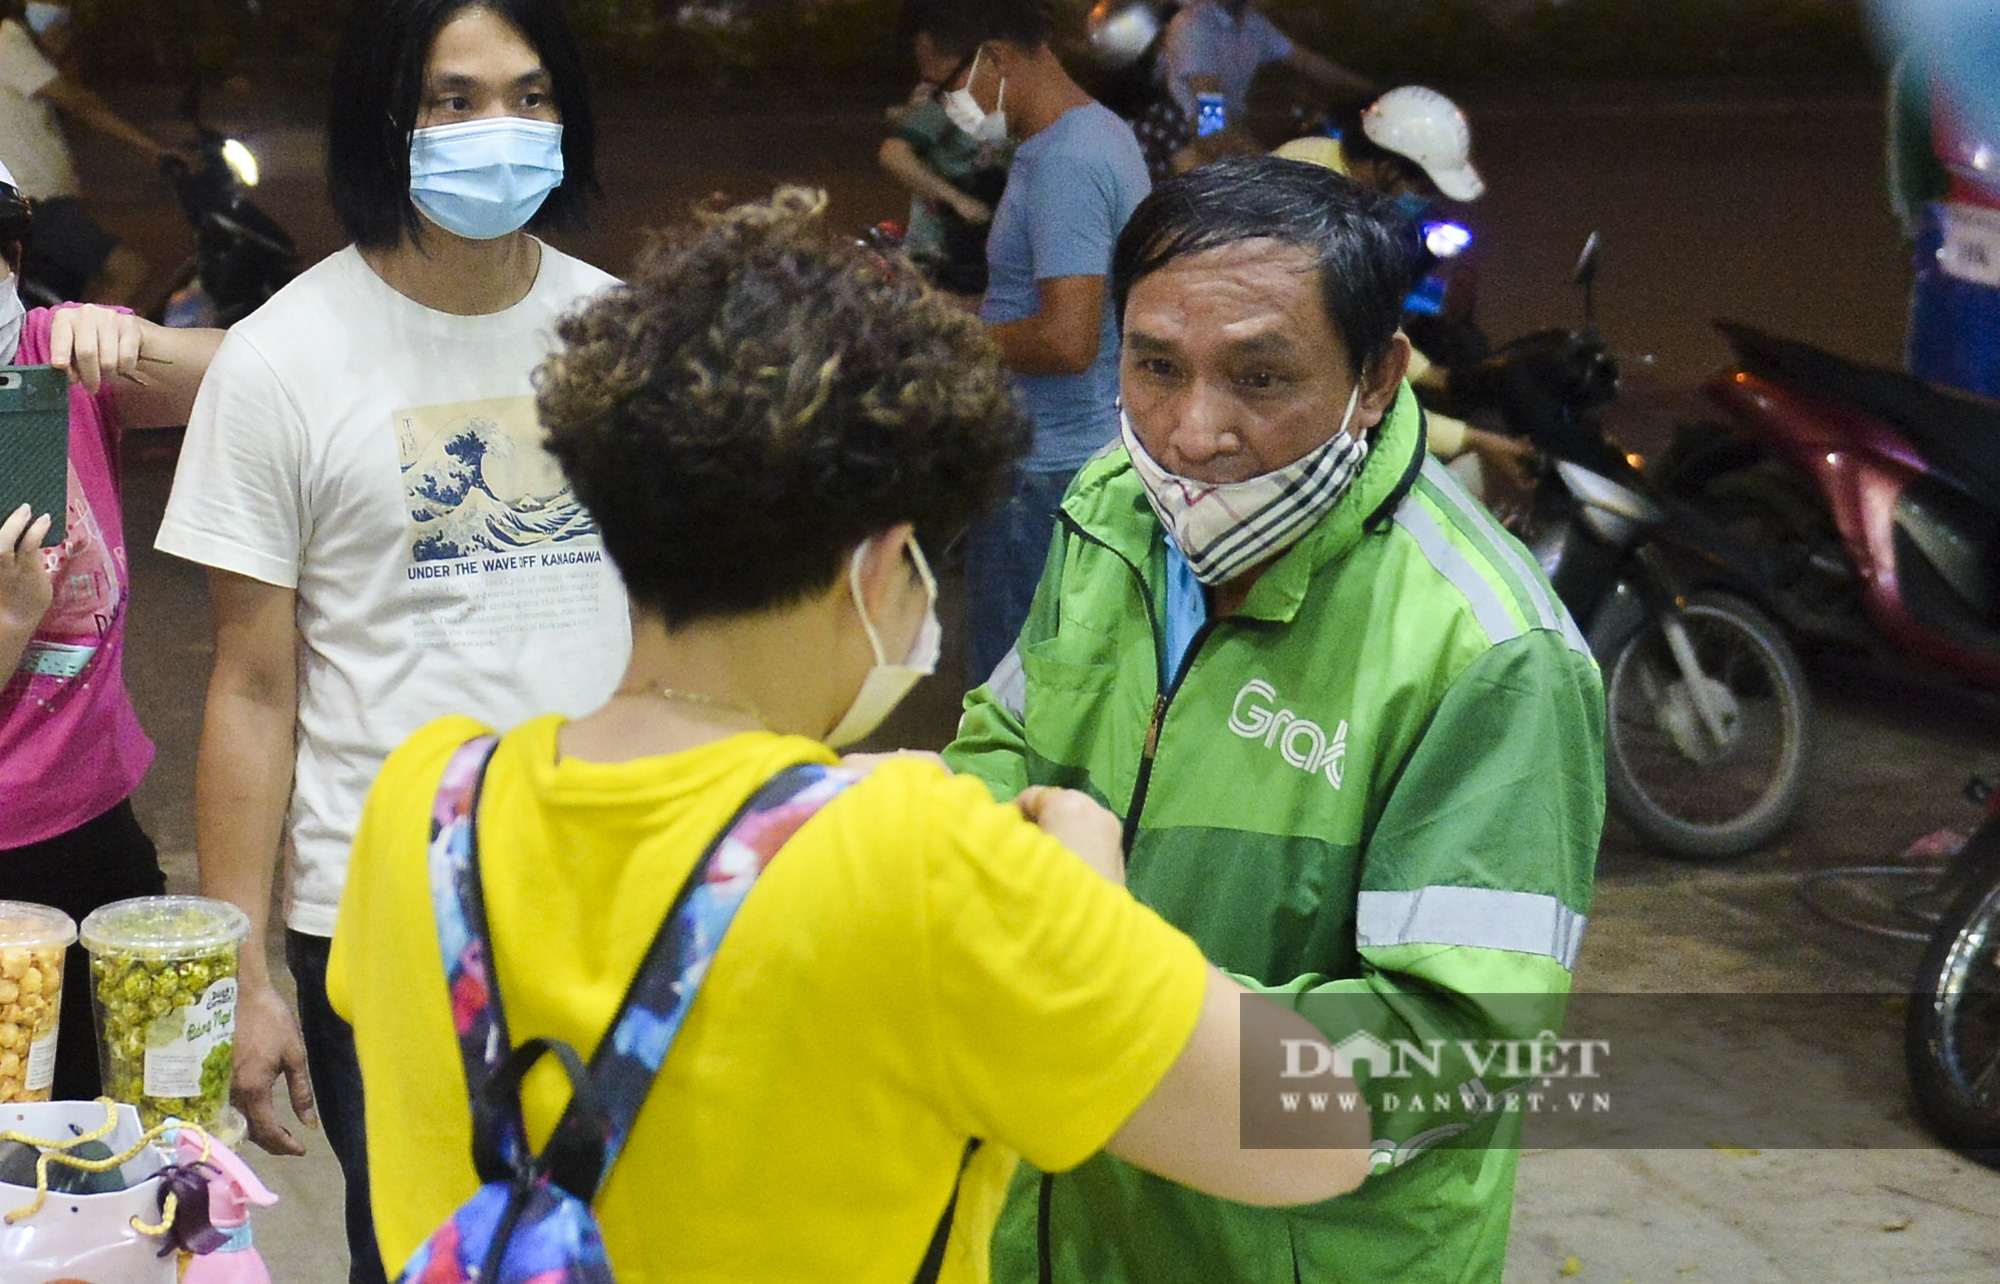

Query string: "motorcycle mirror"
[1574, 231, 1602, 329]
[1573, 232, 1601, 288]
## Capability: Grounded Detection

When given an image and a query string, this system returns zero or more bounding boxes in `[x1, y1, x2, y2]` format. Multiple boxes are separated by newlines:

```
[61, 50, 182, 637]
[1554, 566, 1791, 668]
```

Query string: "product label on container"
[142, 978, 237, 1098]
[25, 1032, 55, 1092]
[1940, 203, 2000, 288]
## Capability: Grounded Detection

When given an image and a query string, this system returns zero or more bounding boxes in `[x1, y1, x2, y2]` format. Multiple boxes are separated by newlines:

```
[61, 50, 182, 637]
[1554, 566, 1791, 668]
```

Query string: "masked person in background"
[0, 1, 181, 305]
[0, 159, 222, 1105]
[950, 157, 1604, 1283]
[331, 186, 1375, 1283]
[878, 31, 1014, 297]
[900, 0, 1150, 690]
[153, 3, 630, 1281]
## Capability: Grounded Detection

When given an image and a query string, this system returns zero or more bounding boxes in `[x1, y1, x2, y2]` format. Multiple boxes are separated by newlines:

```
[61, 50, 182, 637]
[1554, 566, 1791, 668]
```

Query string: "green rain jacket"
[945, 386, 1605, 1283]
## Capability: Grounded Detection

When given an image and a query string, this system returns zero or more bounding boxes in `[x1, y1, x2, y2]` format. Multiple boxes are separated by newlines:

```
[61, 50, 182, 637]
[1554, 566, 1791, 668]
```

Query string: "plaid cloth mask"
[1121, 385, 1368, 586]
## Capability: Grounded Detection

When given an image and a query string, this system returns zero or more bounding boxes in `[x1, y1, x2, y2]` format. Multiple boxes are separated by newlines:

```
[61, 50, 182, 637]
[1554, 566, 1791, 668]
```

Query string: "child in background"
[0, 158, 222, 1101]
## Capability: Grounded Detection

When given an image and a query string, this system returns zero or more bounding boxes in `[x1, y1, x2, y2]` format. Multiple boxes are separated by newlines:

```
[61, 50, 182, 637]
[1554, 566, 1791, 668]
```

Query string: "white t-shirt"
[0, 19, 73, 199]
[157, 243, 633, 936]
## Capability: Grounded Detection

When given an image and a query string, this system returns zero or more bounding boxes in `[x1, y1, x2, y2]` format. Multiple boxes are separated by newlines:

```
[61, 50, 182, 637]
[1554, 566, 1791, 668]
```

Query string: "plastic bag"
[0, 1099, 177, 1284]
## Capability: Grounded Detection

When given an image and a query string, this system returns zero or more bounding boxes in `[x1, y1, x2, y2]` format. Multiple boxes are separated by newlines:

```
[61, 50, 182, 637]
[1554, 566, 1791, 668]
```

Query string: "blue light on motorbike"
[221, 138, 260, 188]
[1424, 221, 1472, 259]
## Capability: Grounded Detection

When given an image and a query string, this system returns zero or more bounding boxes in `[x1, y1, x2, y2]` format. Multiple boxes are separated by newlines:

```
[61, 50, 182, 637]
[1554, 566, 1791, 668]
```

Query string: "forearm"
[194, 681, 296, 987]
[878, 139, 963, 208]
[988, 311, 1099, 376]
[1292, 49, 1371, 95]
[67, 88, 168, 159]
[117, 321, 226, 429]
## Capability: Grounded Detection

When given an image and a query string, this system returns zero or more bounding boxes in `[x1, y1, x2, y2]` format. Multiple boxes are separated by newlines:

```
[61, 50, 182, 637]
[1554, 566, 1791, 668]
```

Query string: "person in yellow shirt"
[328, 187, 1372, 1283]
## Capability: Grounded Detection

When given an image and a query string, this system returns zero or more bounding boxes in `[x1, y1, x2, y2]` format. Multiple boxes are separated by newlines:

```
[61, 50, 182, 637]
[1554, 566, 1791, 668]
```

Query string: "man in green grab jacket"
[945, 155, 1605, 1282]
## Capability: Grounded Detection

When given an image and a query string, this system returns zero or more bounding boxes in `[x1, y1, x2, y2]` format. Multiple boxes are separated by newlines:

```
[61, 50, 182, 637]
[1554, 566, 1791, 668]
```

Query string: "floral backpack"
[396, 736, 858, 1284]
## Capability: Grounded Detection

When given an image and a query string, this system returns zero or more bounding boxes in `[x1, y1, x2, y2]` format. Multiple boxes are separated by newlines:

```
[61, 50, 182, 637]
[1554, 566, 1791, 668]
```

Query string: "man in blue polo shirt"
[904, 0, 1151, 688]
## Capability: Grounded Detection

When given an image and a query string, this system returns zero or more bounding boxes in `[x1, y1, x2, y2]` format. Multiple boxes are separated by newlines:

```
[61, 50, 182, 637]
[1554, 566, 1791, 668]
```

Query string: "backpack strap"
[535, 760, 858, 1199]
[423, 734, 526, 1170]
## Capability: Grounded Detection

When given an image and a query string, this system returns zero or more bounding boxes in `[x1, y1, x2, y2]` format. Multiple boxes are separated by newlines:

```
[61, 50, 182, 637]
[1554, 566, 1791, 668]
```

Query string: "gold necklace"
[614, 680, 771, 732]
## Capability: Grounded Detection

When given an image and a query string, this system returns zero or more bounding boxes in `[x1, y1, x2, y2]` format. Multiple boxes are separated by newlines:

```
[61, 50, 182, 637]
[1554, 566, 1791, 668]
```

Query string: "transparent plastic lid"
[80, 896, 250, 958]
[0, 901, 76, 950]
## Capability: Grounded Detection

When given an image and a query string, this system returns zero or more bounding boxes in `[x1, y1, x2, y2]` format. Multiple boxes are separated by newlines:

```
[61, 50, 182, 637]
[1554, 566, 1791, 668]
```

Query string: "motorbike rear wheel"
[1603, 590, 1812, 858]
[1906, 818, 2000, 1166]
[1699, 464, 1864, 646]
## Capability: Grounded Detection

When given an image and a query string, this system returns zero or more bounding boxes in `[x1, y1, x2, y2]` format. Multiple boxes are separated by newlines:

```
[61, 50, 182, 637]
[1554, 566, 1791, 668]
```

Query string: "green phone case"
[0, 365, 69, 548]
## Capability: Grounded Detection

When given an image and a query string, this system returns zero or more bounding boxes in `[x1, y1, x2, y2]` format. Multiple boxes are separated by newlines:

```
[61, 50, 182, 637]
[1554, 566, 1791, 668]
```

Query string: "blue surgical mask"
[23, 4, 67, 36]
[408, 117, 565, 242]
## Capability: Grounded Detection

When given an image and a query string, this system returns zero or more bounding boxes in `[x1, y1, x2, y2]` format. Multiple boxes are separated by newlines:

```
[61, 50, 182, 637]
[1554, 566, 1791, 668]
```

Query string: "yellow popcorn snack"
[0, 901, 77, 1103]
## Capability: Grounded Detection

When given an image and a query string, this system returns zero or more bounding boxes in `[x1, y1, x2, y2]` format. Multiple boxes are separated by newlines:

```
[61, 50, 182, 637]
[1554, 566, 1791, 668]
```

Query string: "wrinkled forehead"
[1136, 238, 1336, 348]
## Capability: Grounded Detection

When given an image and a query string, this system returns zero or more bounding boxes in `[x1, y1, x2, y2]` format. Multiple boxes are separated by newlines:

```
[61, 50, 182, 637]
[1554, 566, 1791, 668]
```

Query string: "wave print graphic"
[403, 415, 594, 562]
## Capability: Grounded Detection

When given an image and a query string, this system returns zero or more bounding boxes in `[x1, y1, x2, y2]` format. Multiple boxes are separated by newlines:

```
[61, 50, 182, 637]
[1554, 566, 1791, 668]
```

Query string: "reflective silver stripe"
[1421, 459, 1594, 659]
[1421, 459, 1558, 631]
[1559, 606, 1591, 658]
[1356, 886, 1586, 969]
[1392, 498, 1522, 647]
[988, 645, 1026, 721]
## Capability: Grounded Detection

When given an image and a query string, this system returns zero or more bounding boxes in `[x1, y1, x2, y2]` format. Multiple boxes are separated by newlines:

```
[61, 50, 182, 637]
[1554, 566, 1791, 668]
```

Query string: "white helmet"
[1361, 86, 1484, 202]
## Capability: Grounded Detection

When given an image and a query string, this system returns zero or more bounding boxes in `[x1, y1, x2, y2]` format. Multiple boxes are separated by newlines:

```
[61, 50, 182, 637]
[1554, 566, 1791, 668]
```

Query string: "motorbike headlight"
[1423, 221, 1472, 259]
[221, 138, 260, 188]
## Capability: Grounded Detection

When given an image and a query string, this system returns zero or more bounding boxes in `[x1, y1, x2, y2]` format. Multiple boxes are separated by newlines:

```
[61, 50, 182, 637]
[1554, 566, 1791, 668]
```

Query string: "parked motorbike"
[1656, 323, 2000, 690]
[1442, 235, 1814, 858]
[20, 84, 300, 326]
[1907, 775, 2000, 1168]
[156, 84, 297, 328]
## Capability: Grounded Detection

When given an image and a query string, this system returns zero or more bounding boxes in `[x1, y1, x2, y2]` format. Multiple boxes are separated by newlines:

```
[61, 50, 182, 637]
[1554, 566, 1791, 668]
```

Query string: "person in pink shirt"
[0, 158, 220, 1101]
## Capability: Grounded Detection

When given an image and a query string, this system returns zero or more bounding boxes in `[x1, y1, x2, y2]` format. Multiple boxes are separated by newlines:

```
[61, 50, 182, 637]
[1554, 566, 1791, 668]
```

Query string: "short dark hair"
[536, 189, 1030, 628]
[1337, 123, 1435, 198]
[1110, 156, 1420, 378]
[326, 0, 598, 250]
[898, 0, 1055, 59]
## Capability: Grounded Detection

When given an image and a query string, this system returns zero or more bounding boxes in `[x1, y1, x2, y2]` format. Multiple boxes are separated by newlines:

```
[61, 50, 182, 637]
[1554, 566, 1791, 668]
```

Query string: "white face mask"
[824, 535, 942, 748]
[0, 273, 25, 366]
[941, 49, 1008, 144]
[1123, 384, 1369, 586]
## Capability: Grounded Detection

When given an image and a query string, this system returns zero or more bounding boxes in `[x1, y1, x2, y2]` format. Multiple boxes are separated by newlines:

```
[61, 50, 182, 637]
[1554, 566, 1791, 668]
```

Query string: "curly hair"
[537, 188, 1029, 628]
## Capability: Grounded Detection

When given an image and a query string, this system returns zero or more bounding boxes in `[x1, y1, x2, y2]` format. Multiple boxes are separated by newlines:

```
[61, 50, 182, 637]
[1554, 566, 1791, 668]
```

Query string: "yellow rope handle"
[2, 1098, 213, 1225]
[132, 1188, 179, 1236]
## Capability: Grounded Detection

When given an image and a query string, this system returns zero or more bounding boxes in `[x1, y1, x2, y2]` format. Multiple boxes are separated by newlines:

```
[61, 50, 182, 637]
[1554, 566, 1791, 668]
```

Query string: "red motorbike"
[1657, 321, 2000, 688]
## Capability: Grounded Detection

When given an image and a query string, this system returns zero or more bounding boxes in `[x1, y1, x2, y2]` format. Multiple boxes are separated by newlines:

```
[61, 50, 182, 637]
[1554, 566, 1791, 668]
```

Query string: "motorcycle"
[19, 84, 298, 326]
[1656, 322, 2000, 690]
[1441, 235, 1814, 858]
[156, 83, 298, 328]
[1906, 775, 2000, 1168]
